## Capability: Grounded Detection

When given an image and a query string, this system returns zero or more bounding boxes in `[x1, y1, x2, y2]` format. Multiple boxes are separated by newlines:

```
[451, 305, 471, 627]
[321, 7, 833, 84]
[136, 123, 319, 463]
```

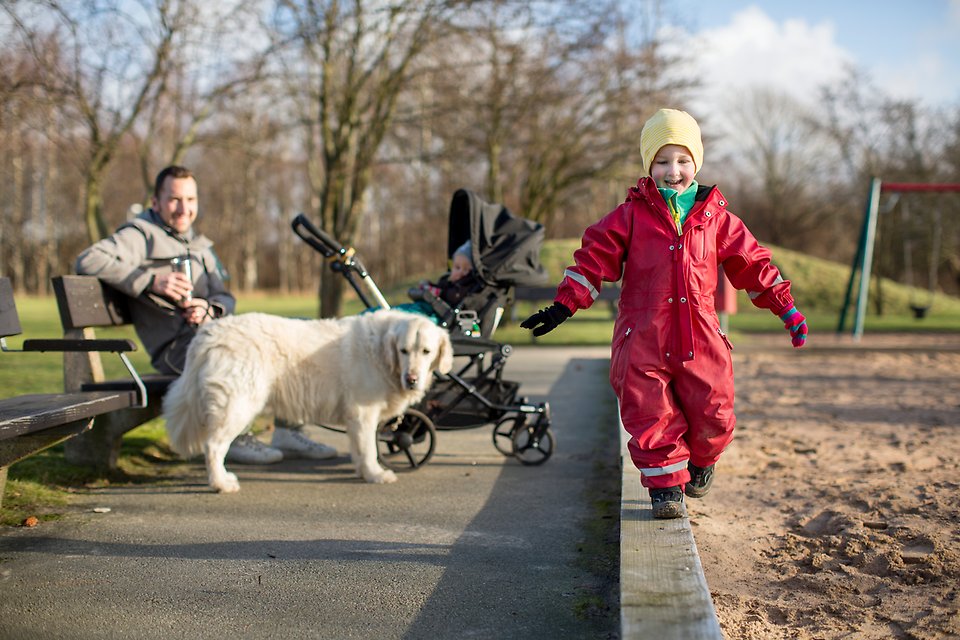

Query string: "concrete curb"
[619, 429, 724, 639]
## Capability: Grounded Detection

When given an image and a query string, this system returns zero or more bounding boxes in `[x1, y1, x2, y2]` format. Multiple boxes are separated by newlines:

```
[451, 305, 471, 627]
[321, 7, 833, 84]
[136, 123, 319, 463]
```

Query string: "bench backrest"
[0, 278, 22, 339]
[50, 276, 139, 392]
[52, 275, 133, 330]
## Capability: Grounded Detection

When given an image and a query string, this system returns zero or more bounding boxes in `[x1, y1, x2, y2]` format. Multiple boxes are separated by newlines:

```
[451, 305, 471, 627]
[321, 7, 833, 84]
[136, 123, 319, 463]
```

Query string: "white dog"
[162, 310, 453, 493]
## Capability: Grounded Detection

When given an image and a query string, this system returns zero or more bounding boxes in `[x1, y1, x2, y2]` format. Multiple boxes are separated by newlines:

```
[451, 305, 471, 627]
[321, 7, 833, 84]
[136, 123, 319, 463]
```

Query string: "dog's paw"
[364, 468, 398, 484]
[211, 472, 240, 493]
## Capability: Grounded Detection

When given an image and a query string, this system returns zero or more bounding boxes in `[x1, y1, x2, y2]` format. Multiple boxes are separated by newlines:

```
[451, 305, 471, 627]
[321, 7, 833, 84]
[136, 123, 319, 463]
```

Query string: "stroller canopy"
[447, 189, 548, 288]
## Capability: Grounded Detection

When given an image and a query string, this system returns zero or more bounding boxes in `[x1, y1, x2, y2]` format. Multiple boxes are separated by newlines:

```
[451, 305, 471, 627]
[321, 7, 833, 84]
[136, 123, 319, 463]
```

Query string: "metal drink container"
[170, 255, 193, 305]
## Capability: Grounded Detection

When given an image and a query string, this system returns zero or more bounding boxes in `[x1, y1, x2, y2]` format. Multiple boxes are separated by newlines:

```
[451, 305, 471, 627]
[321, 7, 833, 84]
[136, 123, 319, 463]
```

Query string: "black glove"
[520, 303, 572, 337]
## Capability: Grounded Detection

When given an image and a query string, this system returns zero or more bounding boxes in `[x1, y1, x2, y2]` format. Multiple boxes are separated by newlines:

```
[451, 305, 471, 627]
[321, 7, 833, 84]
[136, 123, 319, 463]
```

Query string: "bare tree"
[818, 67, 897, 184]
[0, 39, 86, 292]
[269, 0, 469, 316]
[198, 103, 294, 293]
[423, 0, 686, 229]
[3, 0, 185, 242]
[132, 1, 274, 198]
[514, 12, 686, 225]
[712, 88, 835, 249]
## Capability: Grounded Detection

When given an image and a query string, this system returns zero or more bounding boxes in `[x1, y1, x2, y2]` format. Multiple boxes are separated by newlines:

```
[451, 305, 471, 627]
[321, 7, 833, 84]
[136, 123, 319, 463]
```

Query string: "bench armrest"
[9, 338, 148, 410]
[21, 338, 138, 353]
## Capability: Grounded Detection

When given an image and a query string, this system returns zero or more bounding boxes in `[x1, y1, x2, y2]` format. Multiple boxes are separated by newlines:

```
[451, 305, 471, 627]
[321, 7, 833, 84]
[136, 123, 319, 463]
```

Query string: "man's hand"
[181, 298, 212, 326]
[520, 303, 572, 337]
[151, 272, 193, 307]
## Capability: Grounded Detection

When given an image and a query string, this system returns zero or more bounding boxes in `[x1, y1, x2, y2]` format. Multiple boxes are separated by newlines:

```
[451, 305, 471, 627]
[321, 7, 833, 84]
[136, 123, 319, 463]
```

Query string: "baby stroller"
[291, 188, 554, 472]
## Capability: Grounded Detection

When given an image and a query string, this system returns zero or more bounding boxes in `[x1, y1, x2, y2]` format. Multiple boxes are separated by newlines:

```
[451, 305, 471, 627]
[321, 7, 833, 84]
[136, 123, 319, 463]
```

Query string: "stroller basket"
[292, 189, 554, 472]
[425, 378, 519, 428]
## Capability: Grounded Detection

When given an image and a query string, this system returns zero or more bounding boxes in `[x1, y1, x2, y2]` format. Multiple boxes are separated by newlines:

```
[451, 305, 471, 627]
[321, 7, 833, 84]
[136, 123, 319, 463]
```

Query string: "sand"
[690, 332, 960, 640]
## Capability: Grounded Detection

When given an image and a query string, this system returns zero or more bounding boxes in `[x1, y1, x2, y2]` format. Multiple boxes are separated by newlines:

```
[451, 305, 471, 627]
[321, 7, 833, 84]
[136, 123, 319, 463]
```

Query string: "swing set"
[838, 178, 960, 341]
[900, 197, 942, 319]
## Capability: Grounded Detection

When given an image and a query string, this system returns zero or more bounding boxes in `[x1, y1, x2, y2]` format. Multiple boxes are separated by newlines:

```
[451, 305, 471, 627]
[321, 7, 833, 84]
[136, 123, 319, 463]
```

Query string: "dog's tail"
[162, 328, 227, 458]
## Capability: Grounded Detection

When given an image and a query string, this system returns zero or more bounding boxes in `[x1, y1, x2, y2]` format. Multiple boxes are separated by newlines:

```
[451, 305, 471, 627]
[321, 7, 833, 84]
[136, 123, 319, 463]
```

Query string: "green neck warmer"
[658, 180, 699, 234]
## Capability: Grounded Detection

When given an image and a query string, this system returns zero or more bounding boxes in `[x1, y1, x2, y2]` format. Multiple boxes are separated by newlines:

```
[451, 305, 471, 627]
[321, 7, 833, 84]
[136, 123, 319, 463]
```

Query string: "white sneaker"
[271, 427, 338, 460]
[226, 434, 284, 464]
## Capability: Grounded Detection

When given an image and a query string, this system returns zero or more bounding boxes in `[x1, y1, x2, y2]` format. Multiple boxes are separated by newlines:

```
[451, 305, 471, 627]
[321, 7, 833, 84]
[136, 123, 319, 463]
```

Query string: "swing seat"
[909, 304, 930, 319]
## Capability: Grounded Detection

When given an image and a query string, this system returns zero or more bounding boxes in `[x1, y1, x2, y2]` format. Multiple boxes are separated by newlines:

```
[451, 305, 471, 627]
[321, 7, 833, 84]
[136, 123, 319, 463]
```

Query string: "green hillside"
[493, 239, 960, 345]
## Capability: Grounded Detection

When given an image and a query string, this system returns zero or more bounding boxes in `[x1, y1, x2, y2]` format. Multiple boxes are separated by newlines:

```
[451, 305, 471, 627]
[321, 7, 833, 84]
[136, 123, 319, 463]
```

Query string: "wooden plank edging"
[620, 428, 724, 639]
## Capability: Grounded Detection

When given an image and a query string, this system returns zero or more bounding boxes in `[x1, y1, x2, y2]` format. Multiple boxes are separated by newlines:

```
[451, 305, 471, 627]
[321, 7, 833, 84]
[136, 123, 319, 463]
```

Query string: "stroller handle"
[291, 212, 391, 310]
[292, 213, 343, 259]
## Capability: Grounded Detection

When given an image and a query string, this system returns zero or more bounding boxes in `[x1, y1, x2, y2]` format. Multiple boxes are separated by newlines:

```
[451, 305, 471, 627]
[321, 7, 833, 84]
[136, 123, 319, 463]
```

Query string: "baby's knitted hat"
[639, 108, 704, 176]
[453, 240, 473, 265]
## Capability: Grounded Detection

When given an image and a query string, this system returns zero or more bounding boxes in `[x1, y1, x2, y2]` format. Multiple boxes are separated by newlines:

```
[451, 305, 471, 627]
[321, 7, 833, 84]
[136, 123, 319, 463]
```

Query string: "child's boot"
[649, 486, 684, 519]
[685, 462, 715, 498]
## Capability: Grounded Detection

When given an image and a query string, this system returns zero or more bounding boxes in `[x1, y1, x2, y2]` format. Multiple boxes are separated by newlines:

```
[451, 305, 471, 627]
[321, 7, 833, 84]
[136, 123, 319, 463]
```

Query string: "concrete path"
[0, 347, 624, 640]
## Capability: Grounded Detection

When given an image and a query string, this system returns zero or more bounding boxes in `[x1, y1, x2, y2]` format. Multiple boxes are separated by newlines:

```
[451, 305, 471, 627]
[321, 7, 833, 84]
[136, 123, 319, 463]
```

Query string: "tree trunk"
[41, 135, 59, 295]
[83, 168, 108, 243]
[319, 268, 345, 318]
[10, 123, 25, 291]
[242, 158, 259, 292]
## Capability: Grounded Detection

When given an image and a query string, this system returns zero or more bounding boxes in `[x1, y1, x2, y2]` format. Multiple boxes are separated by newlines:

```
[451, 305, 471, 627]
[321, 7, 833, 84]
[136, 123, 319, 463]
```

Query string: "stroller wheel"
[511, 423, 555, 466]
[492, 415, 525, 457]
[377, 409, 436, 472]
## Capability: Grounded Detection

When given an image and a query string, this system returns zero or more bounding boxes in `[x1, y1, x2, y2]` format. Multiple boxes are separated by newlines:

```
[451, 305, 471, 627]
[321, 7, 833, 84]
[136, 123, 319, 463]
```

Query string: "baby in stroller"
[399, 240, 488, 336]
[426, 240, 478, 306]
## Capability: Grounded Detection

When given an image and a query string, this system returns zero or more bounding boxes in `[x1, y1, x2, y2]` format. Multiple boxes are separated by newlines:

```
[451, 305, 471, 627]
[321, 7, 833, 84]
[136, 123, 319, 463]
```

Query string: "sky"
[666, 0, 960, 112]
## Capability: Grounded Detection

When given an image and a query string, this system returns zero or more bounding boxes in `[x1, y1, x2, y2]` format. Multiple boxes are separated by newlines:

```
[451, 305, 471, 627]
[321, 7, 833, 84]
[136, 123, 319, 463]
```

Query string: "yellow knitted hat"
[639, 108, 704, 176]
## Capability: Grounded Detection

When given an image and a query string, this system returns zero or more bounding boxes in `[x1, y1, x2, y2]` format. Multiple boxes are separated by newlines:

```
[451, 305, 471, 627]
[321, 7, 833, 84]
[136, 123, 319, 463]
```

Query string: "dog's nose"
[405, 373, 419, 388]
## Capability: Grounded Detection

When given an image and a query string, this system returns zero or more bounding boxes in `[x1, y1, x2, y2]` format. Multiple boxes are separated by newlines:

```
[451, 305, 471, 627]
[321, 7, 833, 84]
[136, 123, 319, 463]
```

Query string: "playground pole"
[852, 178, 882, 342]
[837, 202, 868, 334]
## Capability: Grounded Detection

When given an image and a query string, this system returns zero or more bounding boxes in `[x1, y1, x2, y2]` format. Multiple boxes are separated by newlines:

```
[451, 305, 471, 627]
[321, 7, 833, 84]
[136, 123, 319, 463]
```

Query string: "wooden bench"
[0, 278, 142, 508]
[52, 275, 178, 470]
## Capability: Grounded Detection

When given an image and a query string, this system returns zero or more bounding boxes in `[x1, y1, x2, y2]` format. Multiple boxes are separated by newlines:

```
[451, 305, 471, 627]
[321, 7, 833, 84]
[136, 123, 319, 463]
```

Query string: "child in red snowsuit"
[522, 108, 808, 519]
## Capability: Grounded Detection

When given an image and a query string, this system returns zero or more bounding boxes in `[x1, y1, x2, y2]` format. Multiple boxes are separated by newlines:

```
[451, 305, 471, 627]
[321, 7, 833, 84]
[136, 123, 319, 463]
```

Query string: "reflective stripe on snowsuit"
[555, 177, 796, 489]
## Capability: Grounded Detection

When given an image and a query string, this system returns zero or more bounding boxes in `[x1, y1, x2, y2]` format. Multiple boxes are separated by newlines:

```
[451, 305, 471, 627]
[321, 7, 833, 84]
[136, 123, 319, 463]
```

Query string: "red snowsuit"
[554, 177, 796, 489]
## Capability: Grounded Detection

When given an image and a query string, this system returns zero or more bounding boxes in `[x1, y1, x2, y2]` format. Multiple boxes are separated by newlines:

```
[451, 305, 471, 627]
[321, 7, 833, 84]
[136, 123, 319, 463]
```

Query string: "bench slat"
[0, 391, 137, 439]
[52, 275, 133, 330]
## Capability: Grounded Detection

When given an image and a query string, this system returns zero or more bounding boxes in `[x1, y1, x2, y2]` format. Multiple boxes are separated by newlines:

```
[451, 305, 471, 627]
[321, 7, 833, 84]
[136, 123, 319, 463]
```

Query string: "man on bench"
[75, 165, 335, 464]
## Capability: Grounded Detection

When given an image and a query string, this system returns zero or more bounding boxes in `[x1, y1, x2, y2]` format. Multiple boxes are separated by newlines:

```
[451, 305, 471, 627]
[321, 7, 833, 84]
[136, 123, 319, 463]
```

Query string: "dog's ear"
[434, 329, 454, 374]
[382, 319, 402, 377]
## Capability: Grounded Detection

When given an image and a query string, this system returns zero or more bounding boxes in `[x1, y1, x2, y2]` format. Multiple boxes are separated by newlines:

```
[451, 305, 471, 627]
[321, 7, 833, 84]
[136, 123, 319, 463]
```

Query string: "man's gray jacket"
[76, 209, 236, 374]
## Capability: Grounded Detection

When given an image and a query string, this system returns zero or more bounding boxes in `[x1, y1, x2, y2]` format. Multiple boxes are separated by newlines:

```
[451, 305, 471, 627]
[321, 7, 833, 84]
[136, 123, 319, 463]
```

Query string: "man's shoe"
[226, 434, 284, 464]
[685, 463, 715, 498]
[271, 427, 338, 460]
[650, 486, 685, 519]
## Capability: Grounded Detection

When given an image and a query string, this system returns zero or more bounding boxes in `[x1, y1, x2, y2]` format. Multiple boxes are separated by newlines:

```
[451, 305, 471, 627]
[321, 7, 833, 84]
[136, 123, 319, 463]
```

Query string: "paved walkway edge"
[619, 428, 724, 639]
